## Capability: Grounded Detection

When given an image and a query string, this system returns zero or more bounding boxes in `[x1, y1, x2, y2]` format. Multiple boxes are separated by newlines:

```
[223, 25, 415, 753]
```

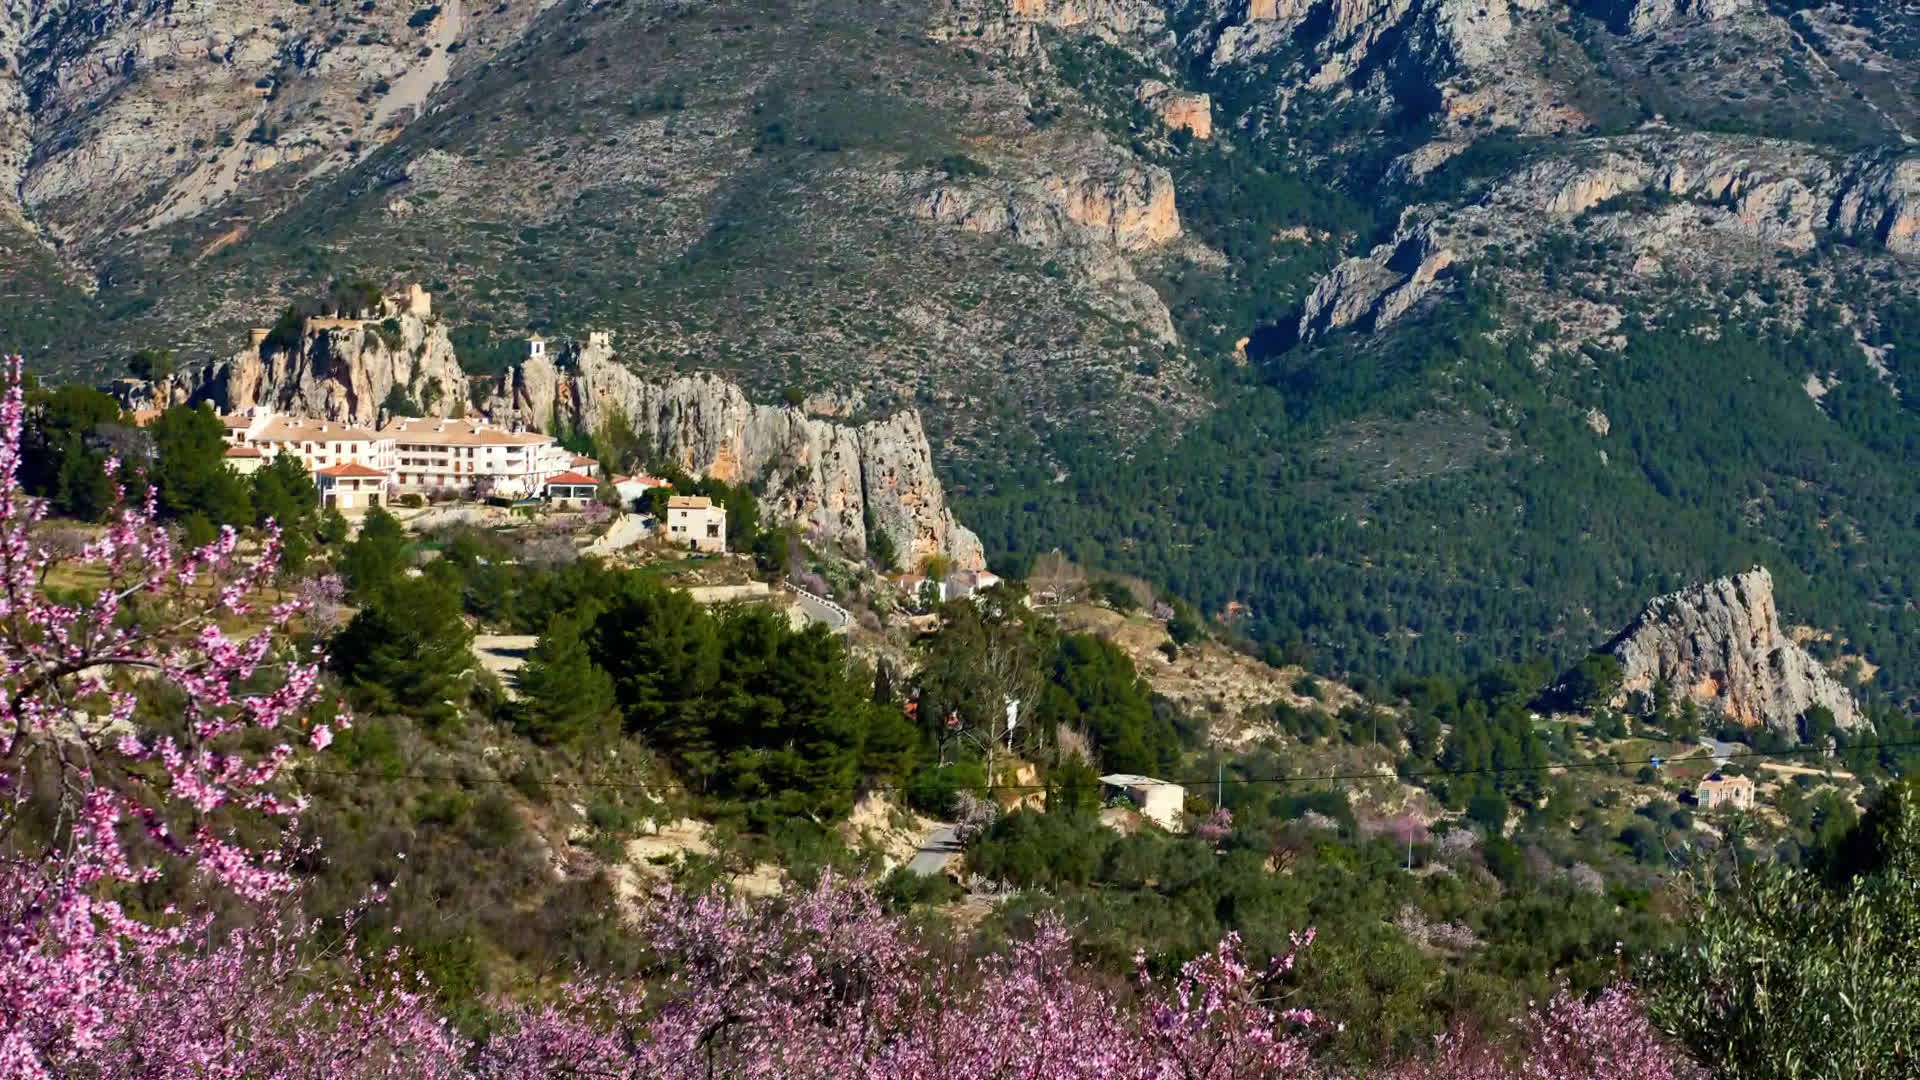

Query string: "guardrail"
[786, 582, 853, 632]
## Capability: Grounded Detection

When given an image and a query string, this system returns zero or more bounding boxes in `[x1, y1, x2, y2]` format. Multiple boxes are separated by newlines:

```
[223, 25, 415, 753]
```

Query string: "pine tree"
[331, 575, 473, 723]
[515, 614, 616, 745]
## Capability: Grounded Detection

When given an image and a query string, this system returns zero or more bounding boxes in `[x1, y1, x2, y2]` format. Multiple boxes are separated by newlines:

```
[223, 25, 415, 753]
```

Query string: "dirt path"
[472, 633, 537, 699]
[1759, 760, 1854, 781]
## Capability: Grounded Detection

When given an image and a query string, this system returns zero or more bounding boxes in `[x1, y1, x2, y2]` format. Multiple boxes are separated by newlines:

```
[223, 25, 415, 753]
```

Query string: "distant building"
[219, 408, 576, 499]
[611, 473, 669, 507]
[222, 445, 266, 476]
[544, 470, 599, 508]
[1695, 772, 1756, 812]
[379, 416, 573, 498]
[945, 569, 1002, 600]
[569, 455, 600, 478]
[314, 462, 387, 510]
[1100, 774, 1186, 832]
[667, 494, 726, 553]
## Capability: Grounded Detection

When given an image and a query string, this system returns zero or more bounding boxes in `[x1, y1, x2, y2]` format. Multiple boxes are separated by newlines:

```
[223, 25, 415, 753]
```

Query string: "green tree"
[148, 404, 252, 526]
[514, 613, 617, 745]
[317, 506, 350, 546]
[1561, 652, 1624, 712]
[588, 577, 720, 765]
[22, 385, 124, 520]
[339, 506, 409, 600]
[1646, 783, 1920, 1079]
[249, 453, 318, 570]
[869, 528, 899, 572]
[126, 347, 175, 382]
[1035, 633, 1175, 776]
[331, 575, 474, 723]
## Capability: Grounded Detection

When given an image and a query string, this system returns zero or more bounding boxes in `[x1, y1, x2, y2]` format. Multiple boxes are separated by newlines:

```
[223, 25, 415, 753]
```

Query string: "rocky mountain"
[142, 308, 469, 426]
[133, 308, 983, 567]
[12, 0, 1920, 692]
[486, 339, 985, 570]
[1592, 567, 1862, 731]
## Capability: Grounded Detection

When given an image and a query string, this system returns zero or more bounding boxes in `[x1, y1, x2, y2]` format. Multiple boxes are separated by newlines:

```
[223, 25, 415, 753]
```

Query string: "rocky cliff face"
[1297, 135, 1920, 344]
[485, 343, 985, 571]
[1593, 567, 1862, 731]
[161, 312, 468, 427]
[0, 0, 539, 243]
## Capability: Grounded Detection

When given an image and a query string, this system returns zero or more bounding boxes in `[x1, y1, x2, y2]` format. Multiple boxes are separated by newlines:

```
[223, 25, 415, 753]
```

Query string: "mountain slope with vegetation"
[7, 0, 1920, 701]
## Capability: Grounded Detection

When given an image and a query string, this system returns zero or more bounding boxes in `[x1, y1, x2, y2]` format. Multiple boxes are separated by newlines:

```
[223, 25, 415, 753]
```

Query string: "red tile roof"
[544, 471, 598, 487]
[570, 455, 598, 467]
[315, 462, 387, 479]
[223, 446, 264, 458]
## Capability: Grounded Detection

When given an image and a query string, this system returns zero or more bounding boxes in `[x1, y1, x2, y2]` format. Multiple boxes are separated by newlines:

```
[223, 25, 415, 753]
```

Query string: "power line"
[298, 737, 1920, 795]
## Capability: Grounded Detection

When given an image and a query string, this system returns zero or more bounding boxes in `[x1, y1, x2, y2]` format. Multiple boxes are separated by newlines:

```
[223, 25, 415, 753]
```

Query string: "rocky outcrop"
[916, 150, 1181, 341]
[1296, 137, 1920, 343]
[1585, 0, 1746, 34]
[1297, 225, 1456, 341]
[1590, 567, 1862, 731]
[921, 157, 1181, 253]
[1137, 81, 1212, 139]
[931, 0, 1168, 56]
[485, 344, 985, 570]
[163, 312, 467, 426]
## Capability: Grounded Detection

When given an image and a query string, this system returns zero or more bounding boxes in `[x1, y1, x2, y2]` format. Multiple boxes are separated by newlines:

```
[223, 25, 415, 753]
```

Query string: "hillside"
[7, 0, 1920, 697]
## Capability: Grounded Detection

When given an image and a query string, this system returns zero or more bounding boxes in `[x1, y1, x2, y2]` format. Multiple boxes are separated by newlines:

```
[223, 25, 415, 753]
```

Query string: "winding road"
[907, 825, 960, 877]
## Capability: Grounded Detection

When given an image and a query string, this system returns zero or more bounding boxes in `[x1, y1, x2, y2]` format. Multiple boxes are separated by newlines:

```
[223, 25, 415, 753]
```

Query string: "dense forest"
[962, 295, 1920, 705]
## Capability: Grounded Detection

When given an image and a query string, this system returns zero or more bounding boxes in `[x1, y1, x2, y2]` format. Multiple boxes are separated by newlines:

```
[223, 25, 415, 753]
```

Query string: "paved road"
[586, 513, 651, 557]
[907, 825, 960, 877]
[1699, 737, 1740, 767]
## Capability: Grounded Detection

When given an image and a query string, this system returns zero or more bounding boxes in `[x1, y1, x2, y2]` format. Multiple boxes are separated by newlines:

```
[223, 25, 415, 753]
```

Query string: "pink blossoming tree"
[0, 359, 340, 1078]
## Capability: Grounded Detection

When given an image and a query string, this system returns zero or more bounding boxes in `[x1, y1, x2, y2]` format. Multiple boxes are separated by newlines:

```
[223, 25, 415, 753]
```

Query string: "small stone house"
[1100, 774, 1186, 832]
[667, 495, 726, 553]
[1695, 772, 1756, 812]
[314, 462, 387, 510]
[544, 470, 599, 508]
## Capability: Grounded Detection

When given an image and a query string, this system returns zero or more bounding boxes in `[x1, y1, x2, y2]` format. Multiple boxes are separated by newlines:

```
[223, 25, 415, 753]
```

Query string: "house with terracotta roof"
[221, 409, 391, 476]
[378, 416, 573, 498]
[666, 494, 726, 553]
[314, 462, 388, 510]
[543, 470, 599, 508]
[611, 473, 669, 506]
[569, 455, 600, 478]
[222, 445, 266, 476]
[217, 407, 577, 500]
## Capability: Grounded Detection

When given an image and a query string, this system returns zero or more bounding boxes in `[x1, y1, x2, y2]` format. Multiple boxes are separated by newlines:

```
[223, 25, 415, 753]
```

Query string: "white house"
[378, 417, 577, 498]
[314, 462, 388, 510]
[219, 408, 581, 501]
[1100, 774, 1186, 832]
[544, 470, 599, 508]
[667, 495, 727, 553]
[611, 473, 669, 507]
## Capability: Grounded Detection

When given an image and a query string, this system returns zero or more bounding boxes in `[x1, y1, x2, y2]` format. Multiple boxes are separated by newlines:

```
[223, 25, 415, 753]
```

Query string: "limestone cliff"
[1589, 567, 1862, 731]
[485, 344, 985, 571]
[1297, 137, 1920, 343]
[163, 312, 467, 427]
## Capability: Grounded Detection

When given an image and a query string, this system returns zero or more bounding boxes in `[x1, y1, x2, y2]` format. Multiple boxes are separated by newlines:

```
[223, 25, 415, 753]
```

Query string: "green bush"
[1646, 784, 1920, 1079]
